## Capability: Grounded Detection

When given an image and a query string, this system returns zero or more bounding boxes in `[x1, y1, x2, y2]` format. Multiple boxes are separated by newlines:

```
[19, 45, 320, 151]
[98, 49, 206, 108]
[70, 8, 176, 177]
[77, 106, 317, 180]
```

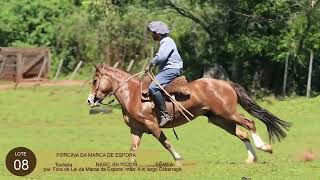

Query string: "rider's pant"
[149, 68, 182, 95]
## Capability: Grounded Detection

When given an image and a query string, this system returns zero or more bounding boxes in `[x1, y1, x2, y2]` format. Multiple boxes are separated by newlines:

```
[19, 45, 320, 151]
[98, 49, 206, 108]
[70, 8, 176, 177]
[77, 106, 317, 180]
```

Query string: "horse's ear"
[91, 62, 101, 73]
[95, 64, 100, 72]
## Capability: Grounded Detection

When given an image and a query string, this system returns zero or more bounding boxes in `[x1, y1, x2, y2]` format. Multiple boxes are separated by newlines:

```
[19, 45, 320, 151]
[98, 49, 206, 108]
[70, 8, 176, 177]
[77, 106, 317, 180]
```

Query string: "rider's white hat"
[147, 21, 171, 34]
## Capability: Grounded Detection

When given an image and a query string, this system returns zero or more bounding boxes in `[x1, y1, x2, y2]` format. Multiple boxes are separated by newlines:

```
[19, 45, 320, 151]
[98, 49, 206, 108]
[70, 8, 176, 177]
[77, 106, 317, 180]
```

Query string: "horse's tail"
[230, 82, 292, 142]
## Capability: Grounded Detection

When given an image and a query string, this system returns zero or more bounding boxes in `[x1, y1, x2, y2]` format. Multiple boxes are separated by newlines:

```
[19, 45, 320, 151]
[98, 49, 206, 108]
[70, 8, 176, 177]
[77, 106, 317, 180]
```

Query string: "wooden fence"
[0, 47, 50, 82]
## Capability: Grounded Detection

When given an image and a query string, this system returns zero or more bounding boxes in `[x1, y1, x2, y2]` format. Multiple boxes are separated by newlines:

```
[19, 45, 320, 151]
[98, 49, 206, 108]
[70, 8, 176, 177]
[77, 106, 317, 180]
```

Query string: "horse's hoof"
[128, 157, 137, 164]
[245, 157, 257, 164]
[259, 144, 273, 154]
[245, 153, 257, 164]
[175, 160, 183, 167]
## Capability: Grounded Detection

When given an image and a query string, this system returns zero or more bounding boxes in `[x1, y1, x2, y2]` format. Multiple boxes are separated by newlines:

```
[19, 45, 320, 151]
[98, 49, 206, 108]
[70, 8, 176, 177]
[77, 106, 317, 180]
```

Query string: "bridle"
[92, 66, 144, 105]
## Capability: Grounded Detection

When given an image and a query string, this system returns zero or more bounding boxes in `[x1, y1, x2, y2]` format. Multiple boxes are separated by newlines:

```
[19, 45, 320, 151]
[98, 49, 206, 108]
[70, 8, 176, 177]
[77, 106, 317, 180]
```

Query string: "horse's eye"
[93, 80, 97, 84]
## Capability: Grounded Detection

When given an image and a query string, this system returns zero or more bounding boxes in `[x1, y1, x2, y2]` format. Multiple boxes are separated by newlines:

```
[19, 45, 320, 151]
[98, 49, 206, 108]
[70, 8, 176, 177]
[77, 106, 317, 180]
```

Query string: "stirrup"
[159, 113, 172, 126]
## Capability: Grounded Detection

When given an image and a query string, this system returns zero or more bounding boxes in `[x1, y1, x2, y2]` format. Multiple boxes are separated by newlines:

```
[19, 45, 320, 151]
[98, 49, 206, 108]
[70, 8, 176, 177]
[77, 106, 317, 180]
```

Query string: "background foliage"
[0, 0, 319, 96]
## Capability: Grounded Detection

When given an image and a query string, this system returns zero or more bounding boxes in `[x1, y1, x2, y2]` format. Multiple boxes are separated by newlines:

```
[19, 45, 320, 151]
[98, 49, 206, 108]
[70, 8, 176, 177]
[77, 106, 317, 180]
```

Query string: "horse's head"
[87, 64, 113, 107]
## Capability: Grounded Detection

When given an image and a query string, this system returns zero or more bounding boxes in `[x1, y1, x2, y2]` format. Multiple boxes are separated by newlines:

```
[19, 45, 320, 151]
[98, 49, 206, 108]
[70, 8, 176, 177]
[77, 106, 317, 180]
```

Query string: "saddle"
[141, 74, 190, 101]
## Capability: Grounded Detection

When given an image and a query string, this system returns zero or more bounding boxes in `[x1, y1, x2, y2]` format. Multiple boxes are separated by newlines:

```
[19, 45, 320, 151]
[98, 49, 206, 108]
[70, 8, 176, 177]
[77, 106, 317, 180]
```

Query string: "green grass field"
[0, 85, 319, 180]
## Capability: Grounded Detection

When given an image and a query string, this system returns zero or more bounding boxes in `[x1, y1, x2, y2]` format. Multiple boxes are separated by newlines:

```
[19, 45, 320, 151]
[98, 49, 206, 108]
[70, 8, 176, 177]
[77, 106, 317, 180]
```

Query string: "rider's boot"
[151, 91, 172, 126]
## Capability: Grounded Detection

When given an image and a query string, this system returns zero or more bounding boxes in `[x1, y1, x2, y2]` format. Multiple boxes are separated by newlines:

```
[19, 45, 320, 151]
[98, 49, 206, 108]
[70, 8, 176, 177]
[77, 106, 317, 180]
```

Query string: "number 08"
[13, 159, 29, 170]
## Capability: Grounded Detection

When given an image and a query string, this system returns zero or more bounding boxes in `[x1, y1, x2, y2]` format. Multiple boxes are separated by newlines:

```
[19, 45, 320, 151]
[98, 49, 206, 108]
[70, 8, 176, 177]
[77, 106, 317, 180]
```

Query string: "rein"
[108, 71, 144, 97]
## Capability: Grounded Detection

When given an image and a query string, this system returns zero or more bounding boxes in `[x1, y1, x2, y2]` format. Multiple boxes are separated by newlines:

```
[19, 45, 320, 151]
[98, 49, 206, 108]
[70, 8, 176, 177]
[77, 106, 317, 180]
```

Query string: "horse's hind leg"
[231, 114, 272, 154]
[207, 114, 257, 163]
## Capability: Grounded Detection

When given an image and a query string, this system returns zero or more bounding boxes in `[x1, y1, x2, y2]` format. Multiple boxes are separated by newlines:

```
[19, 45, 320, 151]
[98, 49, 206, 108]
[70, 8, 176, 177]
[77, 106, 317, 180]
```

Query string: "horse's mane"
[100, 64, 140, 85]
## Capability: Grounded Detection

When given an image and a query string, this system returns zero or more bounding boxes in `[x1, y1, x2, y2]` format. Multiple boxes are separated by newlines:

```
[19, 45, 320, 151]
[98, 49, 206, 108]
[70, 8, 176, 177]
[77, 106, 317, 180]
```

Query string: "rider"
[146, 21, 183, 126]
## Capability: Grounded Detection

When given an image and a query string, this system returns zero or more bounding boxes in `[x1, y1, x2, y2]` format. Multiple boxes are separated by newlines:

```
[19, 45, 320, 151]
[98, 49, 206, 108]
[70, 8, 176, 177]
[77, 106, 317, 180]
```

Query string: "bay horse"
[87, 64, 291, 163]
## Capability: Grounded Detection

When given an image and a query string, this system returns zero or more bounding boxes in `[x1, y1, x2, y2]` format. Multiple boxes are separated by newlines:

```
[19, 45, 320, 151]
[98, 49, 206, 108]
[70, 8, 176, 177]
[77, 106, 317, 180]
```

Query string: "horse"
[87, 64, 291, 163]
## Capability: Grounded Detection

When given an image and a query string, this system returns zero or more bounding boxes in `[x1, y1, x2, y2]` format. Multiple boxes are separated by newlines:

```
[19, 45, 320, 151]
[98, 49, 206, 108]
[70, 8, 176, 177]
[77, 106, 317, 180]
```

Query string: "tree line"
[0, 0, 319, 97]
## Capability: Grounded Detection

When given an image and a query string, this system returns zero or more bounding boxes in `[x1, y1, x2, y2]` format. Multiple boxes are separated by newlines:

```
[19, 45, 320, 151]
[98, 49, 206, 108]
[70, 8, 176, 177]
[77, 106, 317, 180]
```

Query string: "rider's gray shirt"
[151, 37, 183, 72]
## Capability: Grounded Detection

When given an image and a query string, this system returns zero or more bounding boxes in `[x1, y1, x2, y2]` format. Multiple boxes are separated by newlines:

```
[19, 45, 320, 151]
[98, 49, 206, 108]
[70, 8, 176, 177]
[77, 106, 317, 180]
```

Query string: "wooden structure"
[0, 47, 50, 82]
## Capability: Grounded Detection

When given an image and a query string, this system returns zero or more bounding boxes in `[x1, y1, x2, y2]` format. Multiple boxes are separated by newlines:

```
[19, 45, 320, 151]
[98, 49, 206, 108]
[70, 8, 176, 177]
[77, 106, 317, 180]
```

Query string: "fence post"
[69, 61, 83, 80]
[282, 53, 289, 97]
[306, 49, 314, 98]
[16, 52, 23, 82]
[113, 61, 119, 68]
[54, 59, 64, 80]
[126, 59, 135, 72]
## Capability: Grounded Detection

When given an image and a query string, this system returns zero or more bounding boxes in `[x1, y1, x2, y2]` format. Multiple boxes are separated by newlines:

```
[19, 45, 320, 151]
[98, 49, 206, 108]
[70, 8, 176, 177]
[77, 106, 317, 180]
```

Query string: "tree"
[147, 0, 320, 95]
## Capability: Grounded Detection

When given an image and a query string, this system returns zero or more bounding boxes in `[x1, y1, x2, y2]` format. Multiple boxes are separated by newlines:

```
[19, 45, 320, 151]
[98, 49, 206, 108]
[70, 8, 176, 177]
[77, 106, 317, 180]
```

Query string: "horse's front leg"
[129, 128, 143, 163]
[144, 119, 183, 162]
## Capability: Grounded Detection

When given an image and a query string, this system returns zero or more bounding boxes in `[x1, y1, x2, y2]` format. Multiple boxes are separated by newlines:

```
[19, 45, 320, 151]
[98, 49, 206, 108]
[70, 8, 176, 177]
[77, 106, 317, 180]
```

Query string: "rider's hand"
[145, 63, 153, 72]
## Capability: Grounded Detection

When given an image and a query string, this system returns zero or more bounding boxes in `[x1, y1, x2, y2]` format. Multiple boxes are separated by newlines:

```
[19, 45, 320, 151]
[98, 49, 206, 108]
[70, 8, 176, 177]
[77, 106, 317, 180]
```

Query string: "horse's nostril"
[87, 100, 91, 104]
[94, 96, 100, 103]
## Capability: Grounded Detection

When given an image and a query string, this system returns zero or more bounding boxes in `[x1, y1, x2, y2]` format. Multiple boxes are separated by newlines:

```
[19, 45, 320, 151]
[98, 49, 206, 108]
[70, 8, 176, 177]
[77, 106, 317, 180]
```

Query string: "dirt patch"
[0, 80, 87, 90]
[296, 149, 318, 162]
